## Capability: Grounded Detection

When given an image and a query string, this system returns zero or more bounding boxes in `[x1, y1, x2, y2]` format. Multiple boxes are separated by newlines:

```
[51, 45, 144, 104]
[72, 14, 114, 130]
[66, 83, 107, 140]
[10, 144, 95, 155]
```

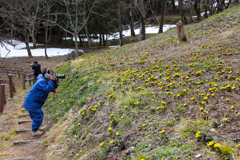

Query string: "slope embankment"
[1, 5, 240, 160]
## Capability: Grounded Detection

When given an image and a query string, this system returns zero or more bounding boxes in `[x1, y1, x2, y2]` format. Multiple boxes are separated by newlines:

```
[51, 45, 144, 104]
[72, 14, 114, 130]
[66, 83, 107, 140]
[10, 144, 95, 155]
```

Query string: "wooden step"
[13, 140, 34, 145]
[18, 114, 29, 118]
[10, 157, 35, 160]
[21, 109, 27, 112]
[16, 129, 31, 133]
[18, 120, 32, 124]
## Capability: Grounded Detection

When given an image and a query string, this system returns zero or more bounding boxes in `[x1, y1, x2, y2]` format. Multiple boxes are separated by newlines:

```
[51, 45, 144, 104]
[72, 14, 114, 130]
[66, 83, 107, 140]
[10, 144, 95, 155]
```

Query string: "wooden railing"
[0, 68, 22, 79]
[0, 68, 35, 113]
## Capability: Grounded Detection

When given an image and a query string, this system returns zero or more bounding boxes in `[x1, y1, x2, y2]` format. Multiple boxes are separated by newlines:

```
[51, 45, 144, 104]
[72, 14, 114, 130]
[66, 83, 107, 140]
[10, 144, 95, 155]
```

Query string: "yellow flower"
[142, 124, 146, 127]
[116, 132, 119, 136]
[66, 139, 69, 141]
[110, 139, 114, 144]
[196, 131, 201, 138]
[214, 143, 220, 148]
[78, 123, 81, 125]
[122, 114, 125, 116]
[100, 142, 104, 146]
[75, 135, 78, 138]
[231, 106, 234, 109]
[76, 153, 79, 156]
[207, 141, 214, 146]
[184, 103, 187, 106]
[132, 110, 134, 113]
[226, 98, 229, 101]
[79, 150, 82, 153]
[125, 106, 127, 108]
[160, 130, 165, 134]
[108, 127, 112, 131]
[200, 107, 203, 111]
[238, 143, 240, 147]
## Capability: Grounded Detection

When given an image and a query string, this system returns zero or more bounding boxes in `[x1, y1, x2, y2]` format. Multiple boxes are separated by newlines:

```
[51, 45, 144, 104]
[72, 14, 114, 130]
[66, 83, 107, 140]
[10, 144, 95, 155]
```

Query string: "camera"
[53, 74, 65, 79]
[29, 63, 33, 67]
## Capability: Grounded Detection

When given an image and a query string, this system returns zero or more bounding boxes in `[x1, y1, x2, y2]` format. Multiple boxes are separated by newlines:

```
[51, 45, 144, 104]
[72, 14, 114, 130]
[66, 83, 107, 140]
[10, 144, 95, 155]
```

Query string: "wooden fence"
[0, 69, 35, 113]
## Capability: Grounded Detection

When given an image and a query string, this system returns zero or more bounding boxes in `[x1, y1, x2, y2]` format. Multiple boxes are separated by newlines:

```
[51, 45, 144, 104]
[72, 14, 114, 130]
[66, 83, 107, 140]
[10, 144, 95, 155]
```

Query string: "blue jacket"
[24, 74, 58, 111]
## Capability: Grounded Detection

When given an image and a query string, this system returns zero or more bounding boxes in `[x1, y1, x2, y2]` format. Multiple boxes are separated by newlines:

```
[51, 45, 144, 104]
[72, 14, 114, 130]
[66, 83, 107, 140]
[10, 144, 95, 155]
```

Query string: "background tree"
[158, 0, 167, 33]
[51, 0, 97, 57]
[0, 0, 42, 57]
[135, 0, 150, 41]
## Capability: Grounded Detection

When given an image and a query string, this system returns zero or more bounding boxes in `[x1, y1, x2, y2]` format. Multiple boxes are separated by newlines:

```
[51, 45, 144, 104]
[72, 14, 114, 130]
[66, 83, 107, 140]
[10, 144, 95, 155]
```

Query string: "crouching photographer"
[23, 68, 59, 136]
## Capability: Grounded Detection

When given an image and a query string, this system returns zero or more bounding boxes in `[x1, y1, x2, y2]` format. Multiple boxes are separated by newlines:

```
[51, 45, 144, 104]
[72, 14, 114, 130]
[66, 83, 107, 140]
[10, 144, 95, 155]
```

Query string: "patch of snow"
[0, 40, 76, 58]
[66, 25, 176, 43]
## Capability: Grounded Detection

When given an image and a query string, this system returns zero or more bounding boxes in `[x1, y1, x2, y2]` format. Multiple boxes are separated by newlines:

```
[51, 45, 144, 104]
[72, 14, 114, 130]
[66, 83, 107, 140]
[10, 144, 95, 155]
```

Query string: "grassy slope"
[42, 6, 240, 160]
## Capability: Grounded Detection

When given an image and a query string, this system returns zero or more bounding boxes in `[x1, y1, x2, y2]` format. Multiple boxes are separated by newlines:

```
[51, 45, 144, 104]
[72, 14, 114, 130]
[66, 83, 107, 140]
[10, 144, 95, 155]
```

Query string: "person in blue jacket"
[24, 68, 58, 136]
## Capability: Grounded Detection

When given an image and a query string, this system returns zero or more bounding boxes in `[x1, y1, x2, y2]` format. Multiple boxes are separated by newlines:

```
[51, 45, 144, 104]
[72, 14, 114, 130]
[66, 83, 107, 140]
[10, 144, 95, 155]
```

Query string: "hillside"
[1, 5, 240, 160]
[43, 6, 240, 160]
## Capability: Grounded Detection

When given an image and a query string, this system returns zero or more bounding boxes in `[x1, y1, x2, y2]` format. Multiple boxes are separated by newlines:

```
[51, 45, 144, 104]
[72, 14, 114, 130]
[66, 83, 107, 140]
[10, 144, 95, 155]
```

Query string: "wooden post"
[32, 74, 35, 84]
[6, 68, 9, 76]
[8, 74, 13, 98]
[0, 84, 5, 113]
[0, 79, 5, 104]
[18, 70, 21, 79]
[22, 72, 25, 89]
[12, 78, 16, 93]
[29, 74, 31, 86]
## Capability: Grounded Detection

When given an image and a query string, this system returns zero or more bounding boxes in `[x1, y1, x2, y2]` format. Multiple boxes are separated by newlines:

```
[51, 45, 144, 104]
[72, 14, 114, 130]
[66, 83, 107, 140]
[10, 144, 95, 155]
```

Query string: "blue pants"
[28, 109, 44, 131]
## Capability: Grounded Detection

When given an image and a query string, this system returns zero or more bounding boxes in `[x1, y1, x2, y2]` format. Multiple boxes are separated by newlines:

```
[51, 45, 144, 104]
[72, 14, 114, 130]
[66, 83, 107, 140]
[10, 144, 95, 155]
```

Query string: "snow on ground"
[193, 11, 210, 18]
[1, 25, 175, 58]
[65, 25, 176, 42]
[0, 40, 75, 58]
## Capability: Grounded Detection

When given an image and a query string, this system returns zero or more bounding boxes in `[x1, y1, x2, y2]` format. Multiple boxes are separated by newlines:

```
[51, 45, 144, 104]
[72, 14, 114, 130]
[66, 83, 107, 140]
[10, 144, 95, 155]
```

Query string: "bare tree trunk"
[79, 34, 83, 46]
[10, 26, 13, 44]
[190, 1, 193, 24]
[25, 36, 32, 57]
[179, 0, 188, 24]
[194, 0, 202, 22]
[74, 33, 79, 56]
[159, 0, 167, 33]
[171, 0, 176, 10]
[71, 34, 74, 45]
[225, 0, 232, 8]
[204, 0, 209, 18]
[216, 0, 223, 13]
[49, 27, 52, 43]
[130, 9, 135, 37]
[31, 26, 37, 48]
[236, 0, 238, 5]
[58, 27, 62, 43]
[103, 34, 106, 46]
[85, 25, 91, 48]
[99, 33, 102, 46]
[45, 26, 49, 58]
[117, 0, 123, 46]
[138, 17, 145, 41]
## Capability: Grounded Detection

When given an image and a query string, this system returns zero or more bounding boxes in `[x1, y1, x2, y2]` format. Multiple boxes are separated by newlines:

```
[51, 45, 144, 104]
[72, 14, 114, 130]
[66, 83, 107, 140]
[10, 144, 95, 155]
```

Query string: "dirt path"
[0, 87, 45, 160]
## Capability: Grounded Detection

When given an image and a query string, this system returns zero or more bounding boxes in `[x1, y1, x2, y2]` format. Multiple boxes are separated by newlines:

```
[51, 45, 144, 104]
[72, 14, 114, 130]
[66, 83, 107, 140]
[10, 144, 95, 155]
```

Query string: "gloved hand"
[50, 75, 57, 81]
